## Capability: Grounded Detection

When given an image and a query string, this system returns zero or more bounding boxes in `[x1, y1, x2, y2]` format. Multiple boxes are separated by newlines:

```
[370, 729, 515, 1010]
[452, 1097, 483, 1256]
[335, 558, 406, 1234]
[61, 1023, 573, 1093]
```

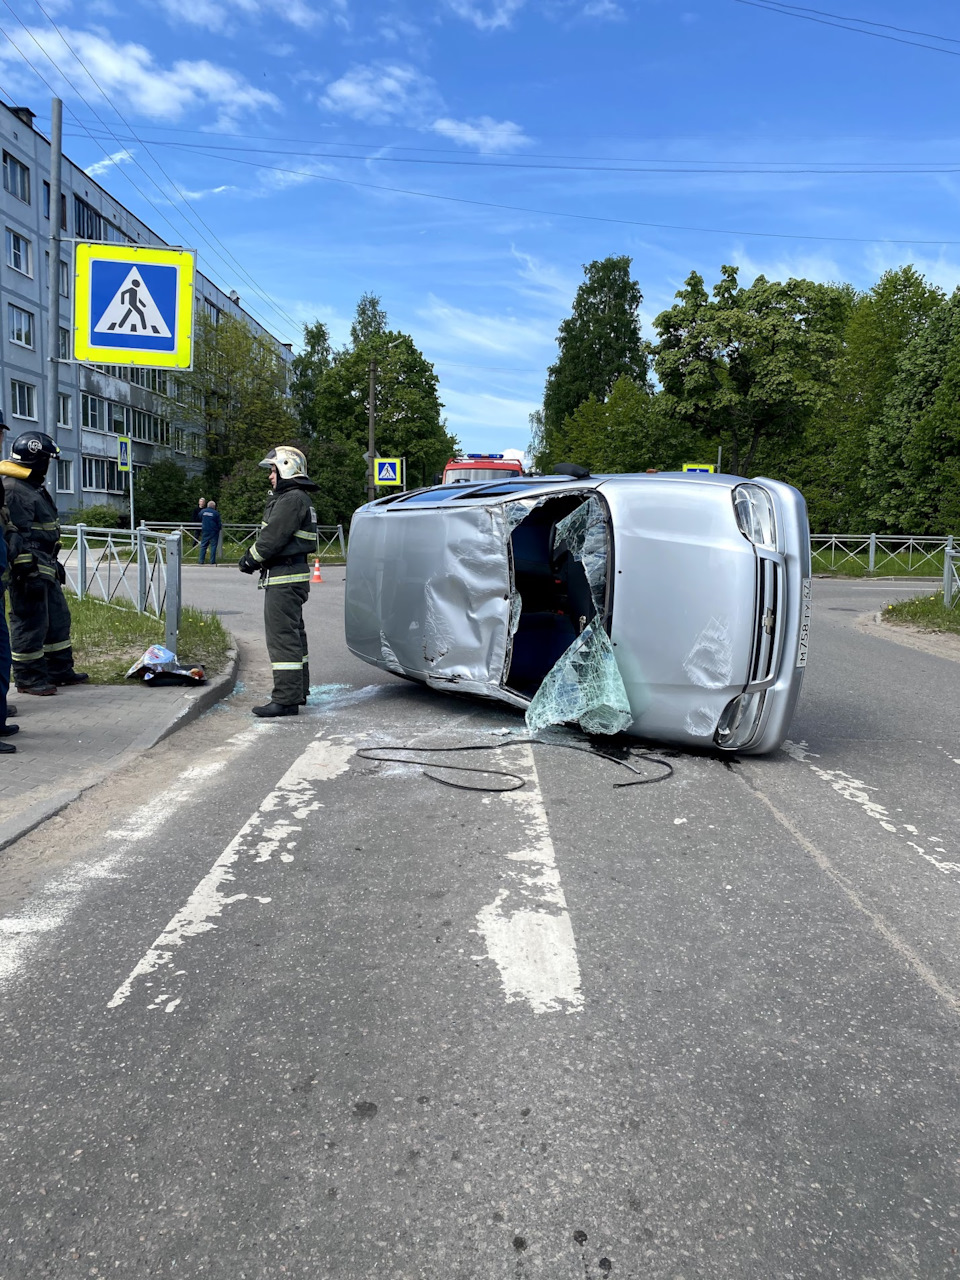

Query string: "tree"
[180, 312, 299, 491]
[549, 377, 691, 474]
[350, 293, 388, 348]
[312, 328, 458, 492]
[290, 320, 332, 430]
[653, 266, 845, 476]
[218, 459, 272, 524]
[538, 256, 646, 468]
[133, 459, 195, 523]
[867, 289, 960, 533]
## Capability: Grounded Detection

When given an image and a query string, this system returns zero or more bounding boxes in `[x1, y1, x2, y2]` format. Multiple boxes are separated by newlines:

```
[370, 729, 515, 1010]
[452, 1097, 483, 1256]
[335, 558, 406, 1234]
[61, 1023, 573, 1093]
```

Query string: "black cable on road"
[354, 738, 675, 793]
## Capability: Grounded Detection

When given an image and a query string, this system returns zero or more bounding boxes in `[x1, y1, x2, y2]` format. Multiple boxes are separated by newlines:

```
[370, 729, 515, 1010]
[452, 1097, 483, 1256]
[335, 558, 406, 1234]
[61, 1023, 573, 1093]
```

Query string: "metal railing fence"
[62, 525, 182, 653]
[811, 534, 957, 576]
[944, 546, 960, 609]
[141, 522, 346, 563]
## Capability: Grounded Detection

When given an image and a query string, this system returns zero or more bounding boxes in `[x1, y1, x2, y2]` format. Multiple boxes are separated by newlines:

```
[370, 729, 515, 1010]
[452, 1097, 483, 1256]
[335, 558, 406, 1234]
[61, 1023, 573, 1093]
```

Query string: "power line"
[743, 0, 960, 45]
[0, 2, 299, 342]
[25, 0, 300, 341]
[54, 133, 960, 177]
[63, 122, 960, 170]
[734, 0, 960, 56]
[150, 147, 960, 246]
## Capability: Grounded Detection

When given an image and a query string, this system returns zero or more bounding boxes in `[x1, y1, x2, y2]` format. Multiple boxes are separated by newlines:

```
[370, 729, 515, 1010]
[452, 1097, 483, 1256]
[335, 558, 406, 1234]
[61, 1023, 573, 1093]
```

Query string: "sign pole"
[45, 97, 63, 466]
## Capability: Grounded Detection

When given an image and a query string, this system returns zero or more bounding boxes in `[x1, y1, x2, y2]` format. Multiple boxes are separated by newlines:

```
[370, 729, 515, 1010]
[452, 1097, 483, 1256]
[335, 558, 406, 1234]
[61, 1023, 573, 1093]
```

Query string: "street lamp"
[367, 338, 404, 502]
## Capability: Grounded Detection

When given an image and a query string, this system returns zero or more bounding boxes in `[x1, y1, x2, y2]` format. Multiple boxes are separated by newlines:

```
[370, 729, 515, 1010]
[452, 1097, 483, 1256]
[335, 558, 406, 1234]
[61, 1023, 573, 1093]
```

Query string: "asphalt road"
[1, 572, 959, 1279]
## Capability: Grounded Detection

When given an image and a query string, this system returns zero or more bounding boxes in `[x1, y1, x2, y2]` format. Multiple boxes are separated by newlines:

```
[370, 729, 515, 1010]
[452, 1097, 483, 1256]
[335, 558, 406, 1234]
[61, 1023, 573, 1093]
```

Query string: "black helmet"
[10, 431, 60, 466]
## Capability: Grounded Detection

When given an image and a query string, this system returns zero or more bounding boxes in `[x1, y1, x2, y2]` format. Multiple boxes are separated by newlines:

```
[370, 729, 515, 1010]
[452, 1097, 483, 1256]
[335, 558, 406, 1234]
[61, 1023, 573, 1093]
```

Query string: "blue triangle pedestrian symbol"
[378, 462, 397, 481]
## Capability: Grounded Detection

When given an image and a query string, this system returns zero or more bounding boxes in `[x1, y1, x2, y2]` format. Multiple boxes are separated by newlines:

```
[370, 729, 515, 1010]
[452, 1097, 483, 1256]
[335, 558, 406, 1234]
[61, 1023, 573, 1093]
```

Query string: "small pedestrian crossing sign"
[117, 436, 131, 472]
[375, 458, 402, 485]
[74, 243, 195, 369]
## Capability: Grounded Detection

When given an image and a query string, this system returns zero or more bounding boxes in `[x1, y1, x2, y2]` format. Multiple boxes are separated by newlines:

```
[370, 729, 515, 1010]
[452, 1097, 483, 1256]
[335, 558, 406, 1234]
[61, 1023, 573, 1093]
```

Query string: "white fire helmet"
[259, 446, 307, 480]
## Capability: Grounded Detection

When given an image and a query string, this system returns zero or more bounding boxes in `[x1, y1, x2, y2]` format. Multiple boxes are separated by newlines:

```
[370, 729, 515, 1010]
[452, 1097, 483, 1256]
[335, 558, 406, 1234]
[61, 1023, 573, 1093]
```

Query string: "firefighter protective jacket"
[249, 475, 318, 587]
[0, 466, 58, 582]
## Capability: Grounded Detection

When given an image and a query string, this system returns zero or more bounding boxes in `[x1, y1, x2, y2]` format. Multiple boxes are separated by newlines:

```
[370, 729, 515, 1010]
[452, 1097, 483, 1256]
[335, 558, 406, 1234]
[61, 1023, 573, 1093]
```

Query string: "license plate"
[797, 577, 812, 667]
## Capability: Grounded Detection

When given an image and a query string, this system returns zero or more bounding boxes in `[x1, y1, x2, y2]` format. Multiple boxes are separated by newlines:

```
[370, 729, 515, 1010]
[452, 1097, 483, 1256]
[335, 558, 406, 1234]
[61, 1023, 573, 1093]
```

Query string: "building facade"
[1, 102, 292, 517]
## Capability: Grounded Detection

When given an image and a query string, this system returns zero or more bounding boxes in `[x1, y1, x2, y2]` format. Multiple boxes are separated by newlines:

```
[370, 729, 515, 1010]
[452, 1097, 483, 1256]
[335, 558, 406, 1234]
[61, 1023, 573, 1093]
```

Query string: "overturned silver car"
[344, 471, 811, 753]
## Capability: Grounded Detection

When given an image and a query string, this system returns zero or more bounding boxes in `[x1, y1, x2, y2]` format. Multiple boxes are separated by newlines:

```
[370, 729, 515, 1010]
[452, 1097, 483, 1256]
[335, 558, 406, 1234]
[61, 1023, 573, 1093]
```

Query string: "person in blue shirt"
[198, 499, 222, 565]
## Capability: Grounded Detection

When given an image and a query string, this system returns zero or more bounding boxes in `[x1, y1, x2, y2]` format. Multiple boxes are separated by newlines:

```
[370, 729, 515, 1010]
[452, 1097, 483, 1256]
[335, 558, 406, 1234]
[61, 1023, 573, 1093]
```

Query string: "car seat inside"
[505, 494, 609, 697]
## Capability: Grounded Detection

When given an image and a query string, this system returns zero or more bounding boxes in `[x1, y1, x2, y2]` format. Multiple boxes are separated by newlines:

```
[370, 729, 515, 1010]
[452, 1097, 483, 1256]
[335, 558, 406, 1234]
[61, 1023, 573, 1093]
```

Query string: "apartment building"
[1, 101, 292, 516]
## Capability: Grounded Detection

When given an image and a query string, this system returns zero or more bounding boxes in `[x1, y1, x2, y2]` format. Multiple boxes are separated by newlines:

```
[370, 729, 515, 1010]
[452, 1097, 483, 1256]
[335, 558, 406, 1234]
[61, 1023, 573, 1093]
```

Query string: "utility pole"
[45, 97, 63, 467]
[367, 358, 378, 503]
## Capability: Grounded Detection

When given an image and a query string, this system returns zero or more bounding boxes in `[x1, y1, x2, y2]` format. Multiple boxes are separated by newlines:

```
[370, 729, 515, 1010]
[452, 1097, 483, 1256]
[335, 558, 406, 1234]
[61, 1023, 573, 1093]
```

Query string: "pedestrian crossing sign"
[375, 458, 402, 485]
[682, 463, 716, 473]
[117, 436, 131, 472]
[73, 243, 196, 369]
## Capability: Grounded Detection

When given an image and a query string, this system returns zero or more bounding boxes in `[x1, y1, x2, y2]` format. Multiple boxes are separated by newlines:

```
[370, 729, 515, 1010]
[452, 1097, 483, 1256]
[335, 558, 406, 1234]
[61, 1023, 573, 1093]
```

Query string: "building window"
[5, 228, 31, 276]
[82, 455, 122, 493]
[8, 303, 34, 348]
[59, 327, 70, 360]
[10, 379, 37, 420]
[59, 258, 69, 298]
[74, 195, 130, 245]
[174, 426, 186, 453]
[42, 182, 67, 228]
[58, 393, 72, 428]
[200, 297, 220, 326]
[81, 393, 103, 431]
[108, 401, 128, 434]
[3, 151, 30, 203]
[56, 458, 73, 492]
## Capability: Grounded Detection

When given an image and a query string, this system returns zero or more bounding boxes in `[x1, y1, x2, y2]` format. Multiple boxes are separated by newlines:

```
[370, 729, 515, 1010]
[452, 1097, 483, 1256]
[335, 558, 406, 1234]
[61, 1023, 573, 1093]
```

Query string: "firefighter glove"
[11, 554, 38, 582]
[238, 551, 258, 575]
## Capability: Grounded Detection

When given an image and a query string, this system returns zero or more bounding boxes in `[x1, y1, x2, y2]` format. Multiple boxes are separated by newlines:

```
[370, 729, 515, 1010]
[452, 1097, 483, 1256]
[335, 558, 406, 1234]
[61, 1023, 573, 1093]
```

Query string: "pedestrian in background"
[190, 496, 206, 549]
[0, 413, 18, 752]
[238, 446, 317, 718]
[1, 432, 88, 696]
[198, 499, 222, 565]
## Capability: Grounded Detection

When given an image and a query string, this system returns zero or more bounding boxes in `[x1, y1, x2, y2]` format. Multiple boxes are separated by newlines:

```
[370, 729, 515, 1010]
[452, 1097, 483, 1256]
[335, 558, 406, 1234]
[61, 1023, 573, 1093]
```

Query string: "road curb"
[0, 648, 240, 852]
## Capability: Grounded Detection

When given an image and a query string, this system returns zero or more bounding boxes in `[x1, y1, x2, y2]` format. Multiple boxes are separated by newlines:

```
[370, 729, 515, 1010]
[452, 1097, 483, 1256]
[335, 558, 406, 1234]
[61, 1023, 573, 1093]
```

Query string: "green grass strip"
[884, 592, 960, 636]
[66, 592, 233, 684]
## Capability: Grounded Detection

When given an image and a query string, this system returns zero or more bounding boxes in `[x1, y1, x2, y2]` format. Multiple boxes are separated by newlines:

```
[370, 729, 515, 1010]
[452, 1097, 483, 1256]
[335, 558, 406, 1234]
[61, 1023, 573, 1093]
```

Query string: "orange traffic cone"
[311, 558, 323, 583]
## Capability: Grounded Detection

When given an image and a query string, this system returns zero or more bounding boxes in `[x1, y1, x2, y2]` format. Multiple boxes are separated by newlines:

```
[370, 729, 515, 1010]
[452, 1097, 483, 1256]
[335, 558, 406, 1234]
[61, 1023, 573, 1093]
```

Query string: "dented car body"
[344, 472, 811, 753]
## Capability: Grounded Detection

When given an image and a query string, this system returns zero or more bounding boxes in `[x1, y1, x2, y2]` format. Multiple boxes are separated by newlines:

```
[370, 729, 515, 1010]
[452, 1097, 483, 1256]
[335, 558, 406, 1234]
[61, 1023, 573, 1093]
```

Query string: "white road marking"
[740, 772, 960, 1016]
[108, 733, 355, 1012]
[0, 726, 275, 991]
[783, 740, 960, 877]
[474, 742, 583, 1015]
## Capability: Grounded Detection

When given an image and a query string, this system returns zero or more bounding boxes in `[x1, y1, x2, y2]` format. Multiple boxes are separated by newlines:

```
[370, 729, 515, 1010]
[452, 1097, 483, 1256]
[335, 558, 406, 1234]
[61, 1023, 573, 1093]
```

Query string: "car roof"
[366, 471, 737, 509]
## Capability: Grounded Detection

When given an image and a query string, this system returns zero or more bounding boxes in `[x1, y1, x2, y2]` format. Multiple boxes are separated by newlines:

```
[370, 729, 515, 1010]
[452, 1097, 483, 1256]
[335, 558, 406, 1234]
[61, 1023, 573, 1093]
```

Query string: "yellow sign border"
[374, 457, 402, 486]
[682, 463, 716, 473]
[117, 435, 132, 472]
[74, 243, 196, 369]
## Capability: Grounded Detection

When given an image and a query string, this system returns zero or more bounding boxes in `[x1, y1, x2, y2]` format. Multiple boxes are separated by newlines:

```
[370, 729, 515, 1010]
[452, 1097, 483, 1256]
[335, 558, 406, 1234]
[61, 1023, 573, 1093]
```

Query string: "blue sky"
[0, 0, 958, 455]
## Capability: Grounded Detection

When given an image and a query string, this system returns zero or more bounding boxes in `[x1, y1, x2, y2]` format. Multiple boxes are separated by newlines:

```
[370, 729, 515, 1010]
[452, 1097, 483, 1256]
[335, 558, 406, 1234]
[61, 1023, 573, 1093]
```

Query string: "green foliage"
[654, 266, 846, 477]
[180, 312, 298, 487]
[550, 377, 691, 473]
[133, 459, 195, 523]
[885, 592, 960, 635]
[868, 289, 960, 533]
[290, 320, 332, 427]
[306, 439, 367, 526]
[217, 458, 272, 524]
[539, 256, 646, 469]
[68, 503, 123, 528]
[350, 293, 388, 347]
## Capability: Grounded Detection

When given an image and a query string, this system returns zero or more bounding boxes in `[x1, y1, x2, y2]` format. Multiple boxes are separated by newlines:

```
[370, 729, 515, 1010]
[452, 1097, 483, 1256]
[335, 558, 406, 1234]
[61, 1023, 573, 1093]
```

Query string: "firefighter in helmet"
[237, 445, 318, 717]
[0, 431, 88, 695]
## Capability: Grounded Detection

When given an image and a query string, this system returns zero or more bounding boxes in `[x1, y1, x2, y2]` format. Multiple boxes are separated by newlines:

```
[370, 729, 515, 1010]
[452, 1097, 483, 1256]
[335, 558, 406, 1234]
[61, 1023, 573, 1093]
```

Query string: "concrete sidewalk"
[0, 561, 344, 852]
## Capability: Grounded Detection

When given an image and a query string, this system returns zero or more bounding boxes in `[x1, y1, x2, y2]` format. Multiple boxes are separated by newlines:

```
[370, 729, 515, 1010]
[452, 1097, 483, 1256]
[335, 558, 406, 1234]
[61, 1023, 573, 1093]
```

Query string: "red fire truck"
[441, 453, 525, 484]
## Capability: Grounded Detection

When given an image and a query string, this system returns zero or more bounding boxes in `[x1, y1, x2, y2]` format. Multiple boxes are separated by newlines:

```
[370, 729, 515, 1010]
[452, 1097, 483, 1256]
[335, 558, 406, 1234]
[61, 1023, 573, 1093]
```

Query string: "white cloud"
[445, 0, 526, 30]
[418, 296, 555, 360]
[0, 27, 279, 125]
[84, 147, 134, 178]
[152, 0, 323, 31]
[179, 183, 236, 199]
[320, 62, 440, 124]
[431, 115, 530, 153]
